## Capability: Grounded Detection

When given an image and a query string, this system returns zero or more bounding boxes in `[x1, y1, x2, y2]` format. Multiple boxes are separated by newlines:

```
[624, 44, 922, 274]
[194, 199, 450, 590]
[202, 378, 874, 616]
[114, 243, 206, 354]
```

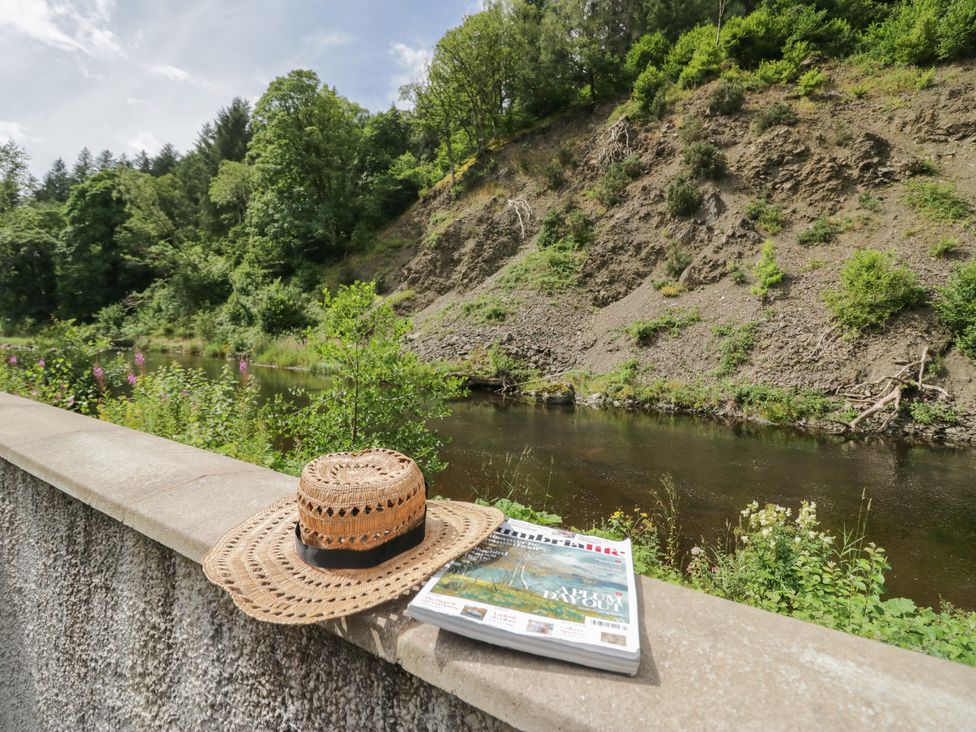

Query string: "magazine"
[407, 518, 640, 675]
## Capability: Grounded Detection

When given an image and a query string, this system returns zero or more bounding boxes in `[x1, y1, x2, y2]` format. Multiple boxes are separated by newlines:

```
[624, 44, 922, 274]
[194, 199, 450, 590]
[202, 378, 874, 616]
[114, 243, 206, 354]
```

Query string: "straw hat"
[202, 448, 503, 624]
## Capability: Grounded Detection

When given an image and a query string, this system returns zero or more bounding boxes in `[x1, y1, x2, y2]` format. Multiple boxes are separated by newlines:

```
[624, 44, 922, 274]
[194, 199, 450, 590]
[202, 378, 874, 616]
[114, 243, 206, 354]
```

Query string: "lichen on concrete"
[0, 458, 509, 732]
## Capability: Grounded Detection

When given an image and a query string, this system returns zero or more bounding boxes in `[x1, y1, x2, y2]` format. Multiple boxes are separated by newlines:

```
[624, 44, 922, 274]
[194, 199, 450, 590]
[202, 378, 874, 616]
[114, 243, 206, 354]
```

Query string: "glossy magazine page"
[408, 518, 639, 659]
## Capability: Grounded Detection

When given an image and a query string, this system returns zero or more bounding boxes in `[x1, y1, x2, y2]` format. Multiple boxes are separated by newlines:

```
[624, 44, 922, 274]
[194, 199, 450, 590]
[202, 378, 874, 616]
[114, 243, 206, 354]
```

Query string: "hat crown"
[297, 448, 426, 551]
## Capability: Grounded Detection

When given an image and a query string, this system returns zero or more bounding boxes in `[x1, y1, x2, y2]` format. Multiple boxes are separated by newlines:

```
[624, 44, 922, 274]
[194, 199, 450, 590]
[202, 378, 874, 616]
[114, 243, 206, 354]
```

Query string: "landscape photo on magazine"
[430, 529, 630, 625]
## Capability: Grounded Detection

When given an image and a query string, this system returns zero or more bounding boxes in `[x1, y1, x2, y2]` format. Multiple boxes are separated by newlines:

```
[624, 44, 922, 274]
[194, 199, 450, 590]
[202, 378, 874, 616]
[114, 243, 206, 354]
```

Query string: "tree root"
[506, 198, 533, 239]
[593, 118, 634, 169]
[836, 346, 950, 433]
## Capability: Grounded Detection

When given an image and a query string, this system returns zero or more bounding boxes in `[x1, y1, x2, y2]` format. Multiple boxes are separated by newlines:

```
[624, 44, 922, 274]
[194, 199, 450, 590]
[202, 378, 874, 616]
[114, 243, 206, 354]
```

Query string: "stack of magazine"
[407, 518, 640, 675]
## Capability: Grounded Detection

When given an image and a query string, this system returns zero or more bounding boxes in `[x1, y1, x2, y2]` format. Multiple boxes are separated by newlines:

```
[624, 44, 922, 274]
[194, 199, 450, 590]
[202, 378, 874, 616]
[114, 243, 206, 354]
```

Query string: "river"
[141, 351, 976, 609]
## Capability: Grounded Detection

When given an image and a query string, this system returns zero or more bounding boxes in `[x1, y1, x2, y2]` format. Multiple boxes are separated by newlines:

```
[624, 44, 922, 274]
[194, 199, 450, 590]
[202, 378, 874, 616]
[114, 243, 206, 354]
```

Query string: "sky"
[0, 0, 478, 177]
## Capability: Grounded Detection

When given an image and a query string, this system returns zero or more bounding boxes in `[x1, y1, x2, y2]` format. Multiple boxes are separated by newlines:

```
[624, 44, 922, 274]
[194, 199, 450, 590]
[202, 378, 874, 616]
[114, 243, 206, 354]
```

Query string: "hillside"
[354, 61, 976, 442]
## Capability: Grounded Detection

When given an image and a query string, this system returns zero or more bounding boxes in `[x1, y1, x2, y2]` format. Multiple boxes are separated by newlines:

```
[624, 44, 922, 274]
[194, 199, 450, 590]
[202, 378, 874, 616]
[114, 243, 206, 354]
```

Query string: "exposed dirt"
[367, 62, 976, 443]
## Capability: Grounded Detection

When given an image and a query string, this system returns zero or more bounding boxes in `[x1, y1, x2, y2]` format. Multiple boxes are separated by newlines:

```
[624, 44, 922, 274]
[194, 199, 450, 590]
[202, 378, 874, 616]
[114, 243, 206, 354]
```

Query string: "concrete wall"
[2, 391, 975, 731]
[0, 459, 508, 732]
[0, 460, 506, 730]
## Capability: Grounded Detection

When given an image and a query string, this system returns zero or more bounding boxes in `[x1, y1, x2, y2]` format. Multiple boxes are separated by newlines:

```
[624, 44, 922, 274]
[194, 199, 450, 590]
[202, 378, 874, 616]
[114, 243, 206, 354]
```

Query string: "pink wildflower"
[239, 358, 248, 375]
[134, 351, 145, 367]
[37, 358, 45, 368]
[93, 365, 105, 386]
[127, 373, 138, 386]
[8, 355, 17, 365]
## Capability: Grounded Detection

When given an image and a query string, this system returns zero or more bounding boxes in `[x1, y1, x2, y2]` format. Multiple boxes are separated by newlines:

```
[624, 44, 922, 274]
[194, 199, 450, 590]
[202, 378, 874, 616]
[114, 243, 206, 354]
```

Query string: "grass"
[628, 308, 700, 344]
[500, 246, 584, 294]
[929, 237, 960, 258]
[745, 197, 786, 235]
[797, 217, 842, 246]
[713, 321, 760, 376]
[904, 181, 973, 223]
[459, 295, 514, 324]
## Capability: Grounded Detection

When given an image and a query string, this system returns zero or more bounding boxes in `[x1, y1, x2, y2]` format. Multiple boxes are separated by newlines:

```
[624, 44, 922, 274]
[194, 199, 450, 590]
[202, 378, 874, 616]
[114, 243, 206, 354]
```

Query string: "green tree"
[288, 282, 464, 474]
[246, 70, 364, 273]
[71, 147, 94, 183]
[0, 141, 33, 213]
[0, 205, 61, 325]
[209, 160, 255, 227]
[151, 144, 180, 176]
[35, 158, 72, 203]
[95, 149, 115, 171]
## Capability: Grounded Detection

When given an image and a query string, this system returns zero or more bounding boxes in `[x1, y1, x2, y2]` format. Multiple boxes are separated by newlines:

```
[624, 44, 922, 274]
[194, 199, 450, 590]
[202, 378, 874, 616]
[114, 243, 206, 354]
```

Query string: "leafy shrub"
[663, 242, 692, 278]
[745, 197, 786, 234]
[797, 217, 841, 246]
[677, 116, 706, 144]
[665, 24, 722, 87]
[632, 65, 668, 116]
[824, 250, 925, 332]
[708, 79, 746, 115]
[100, 363, 277, 466]
[666, 176, 702, 216]
[858, 193, 882, 212]
[728, 261, 748, 285]
[753, 103, 797, 133]
[542, 159, 566, 190]
[909, 400, 958, 425]
[751, 241, 786, 299]
[864, 0, 976, 64]
[936, 261, 976, 359]
[797, 68, 830, 96]
[720, 7, 789, 67]
[682, 142, 727, 180]
[459, 297, 511, 324]
[477, 498, 561, 527]
[253, 279, 311, 335]
[591, 157, 641, 207]
[713, 321, 759, 375]
[904, 180, 972, 223]
[538, 204, 592, 249]
[929, 237, 959, 258]
[625, 31, 670, 77]
[754, 38, 810, 85]
[628, 308, 700, 343]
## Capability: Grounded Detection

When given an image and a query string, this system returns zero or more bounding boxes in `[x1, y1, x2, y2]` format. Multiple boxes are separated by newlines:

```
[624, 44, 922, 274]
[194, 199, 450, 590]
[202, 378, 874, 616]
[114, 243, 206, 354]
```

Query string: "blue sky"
[0, 0, 477, 176]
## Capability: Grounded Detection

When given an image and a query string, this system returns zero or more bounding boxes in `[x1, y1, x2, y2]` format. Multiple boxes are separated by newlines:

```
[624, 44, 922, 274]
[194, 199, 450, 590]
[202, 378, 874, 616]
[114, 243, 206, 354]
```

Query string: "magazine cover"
[408, 518, 639, 660]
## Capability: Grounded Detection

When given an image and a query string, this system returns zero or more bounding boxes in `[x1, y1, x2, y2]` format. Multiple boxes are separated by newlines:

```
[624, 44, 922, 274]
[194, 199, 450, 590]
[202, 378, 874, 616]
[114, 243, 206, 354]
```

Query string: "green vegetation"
[751, 241, 786, 299]
[537, 203, 592, 249]
[796, 68, 830, 96]
[3, 0, 974, 348]
[713, 321, 760, 376]
[590, 156, 642, 207]
[909, 400, 958, 425]
[904, 180, 973, 223]
[824, 250, 925, 332]
[459, 296, 512, 324]
[681, 142, 727, 180]
[2, 284, 461, 476]
[929, 236, 960, 258]
[745, 197, 786, 234]
[936, 261, 976, 359]
[500, 245, 584, 294]
[753, 103, 797, 134]
[663, 242, 692, 278]
[797, 217, 842, 246]
[666, 176, 702, 217]
[628, 308, 700, 343]
[707, 79, 745, 115]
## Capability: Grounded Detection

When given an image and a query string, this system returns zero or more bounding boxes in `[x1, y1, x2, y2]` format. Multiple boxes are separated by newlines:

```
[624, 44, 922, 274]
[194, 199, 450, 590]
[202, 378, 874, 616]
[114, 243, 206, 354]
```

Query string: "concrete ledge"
[2, 390, 975, 730]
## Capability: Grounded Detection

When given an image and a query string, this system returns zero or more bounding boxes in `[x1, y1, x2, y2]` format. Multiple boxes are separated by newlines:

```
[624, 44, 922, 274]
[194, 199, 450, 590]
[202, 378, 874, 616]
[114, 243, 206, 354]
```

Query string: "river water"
[141, 351, 976, 609]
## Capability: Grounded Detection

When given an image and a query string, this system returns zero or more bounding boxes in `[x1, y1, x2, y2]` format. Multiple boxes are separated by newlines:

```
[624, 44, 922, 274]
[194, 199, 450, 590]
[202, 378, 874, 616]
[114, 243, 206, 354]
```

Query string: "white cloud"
[302, 30, 353, 48]
[125, 96, 149, 105]
[389, 41, 430, 107]
[125, 130, 161, 155]
[146, 64, 189, 82]
[0, 120, 29, 143]
[0, 0, 122, 58]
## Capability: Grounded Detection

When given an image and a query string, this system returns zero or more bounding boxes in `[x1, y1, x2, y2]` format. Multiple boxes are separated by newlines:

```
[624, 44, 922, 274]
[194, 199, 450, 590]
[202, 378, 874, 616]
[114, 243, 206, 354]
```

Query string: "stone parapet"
[1, 391, 974, 730]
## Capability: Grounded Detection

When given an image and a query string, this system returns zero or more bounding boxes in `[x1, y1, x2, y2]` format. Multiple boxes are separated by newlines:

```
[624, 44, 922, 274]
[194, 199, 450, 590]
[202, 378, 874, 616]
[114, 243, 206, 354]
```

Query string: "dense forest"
[2, 0, 975, 355]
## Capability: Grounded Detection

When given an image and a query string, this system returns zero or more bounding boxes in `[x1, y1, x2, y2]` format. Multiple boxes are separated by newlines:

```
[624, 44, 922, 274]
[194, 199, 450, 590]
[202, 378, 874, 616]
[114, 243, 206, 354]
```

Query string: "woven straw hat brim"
[202, 498, 504, 624]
